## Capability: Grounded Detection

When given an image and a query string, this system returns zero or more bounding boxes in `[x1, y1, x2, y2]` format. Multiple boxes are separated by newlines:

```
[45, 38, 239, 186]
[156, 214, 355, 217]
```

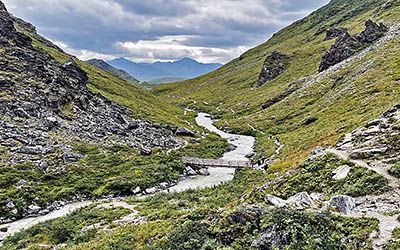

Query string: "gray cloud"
[3, 0, 329, 63]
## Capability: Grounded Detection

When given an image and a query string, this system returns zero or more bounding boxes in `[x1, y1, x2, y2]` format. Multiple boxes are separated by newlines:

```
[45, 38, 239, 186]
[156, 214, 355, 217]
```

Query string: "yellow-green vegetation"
[1, 170, 379, 250]
[0, 133, 228, 221]
[3, 1, 399, 249]
[1, 206, 131, 250]
[259, 153, 389, 199]
[386, 226, 400, 249]
[154, 0, 400, 170]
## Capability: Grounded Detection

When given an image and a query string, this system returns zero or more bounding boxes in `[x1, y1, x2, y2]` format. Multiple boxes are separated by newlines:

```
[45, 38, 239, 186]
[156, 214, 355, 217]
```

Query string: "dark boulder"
[175, 127, 195, 137]
[0, 79, 14, 87]
[252, 224, 291, 250]
[127, 121, 140, 130]
[255, 51, 290, 87]
[62, 153, 83, 163]
[356, 20, 388, 44]
[324, 27, 348, 40]
[319, 32, 362, 72]
[63, 58, 88, 84]
[319, 20, 388, 72]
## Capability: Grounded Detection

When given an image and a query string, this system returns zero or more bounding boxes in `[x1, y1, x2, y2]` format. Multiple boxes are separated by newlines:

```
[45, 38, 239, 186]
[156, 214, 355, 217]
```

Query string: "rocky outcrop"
[255, 51, 290, 87]
[337, 104, 399, 161]
[324, 27, 348, 40]
[265, 192, 322, 210]
[356, 20, 389, 44]
[319, 20, 388, 72]
[251, 224, 290, 250]
[0, 4, 183, 168]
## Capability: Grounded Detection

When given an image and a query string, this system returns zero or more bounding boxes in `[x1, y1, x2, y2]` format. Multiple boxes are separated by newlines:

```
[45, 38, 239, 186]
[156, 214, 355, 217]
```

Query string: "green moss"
[386, 227, 400, 250]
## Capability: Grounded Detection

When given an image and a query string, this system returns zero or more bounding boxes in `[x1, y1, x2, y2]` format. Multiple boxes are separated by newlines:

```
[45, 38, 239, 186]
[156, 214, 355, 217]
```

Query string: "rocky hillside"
[86, 59, 139, 84]
[0, 1, 193, 223]
[0, 1, 184, 164]
[155, 0, 400, 169]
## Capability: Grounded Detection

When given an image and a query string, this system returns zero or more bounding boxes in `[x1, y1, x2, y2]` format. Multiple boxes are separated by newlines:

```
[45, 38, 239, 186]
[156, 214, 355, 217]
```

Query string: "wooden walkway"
[181, 157, 252, 169]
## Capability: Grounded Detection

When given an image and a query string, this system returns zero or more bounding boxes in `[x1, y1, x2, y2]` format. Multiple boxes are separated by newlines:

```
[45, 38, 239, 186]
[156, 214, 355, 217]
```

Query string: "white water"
[0, 112, 255, 242]
[168, 113, 255, 192]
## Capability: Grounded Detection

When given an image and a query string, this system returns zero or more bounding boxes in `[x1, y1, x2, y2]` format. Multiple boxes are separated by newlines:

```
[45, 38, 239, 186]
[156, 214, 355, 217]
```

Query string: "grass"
[3, 1, 399, 248]
[30, 39, 188, 127]
[0, 206, 131, 250]
[154, 0, 400, 171]
[0, 133, 228, 221]
[256, 153, 388, 199]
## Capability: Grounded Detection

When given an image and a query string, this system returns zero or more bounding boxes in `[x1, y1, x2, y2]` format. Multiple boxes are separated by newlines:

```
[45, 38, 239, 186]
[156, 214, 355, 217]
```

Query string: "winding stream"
[0, 112, 255, 242]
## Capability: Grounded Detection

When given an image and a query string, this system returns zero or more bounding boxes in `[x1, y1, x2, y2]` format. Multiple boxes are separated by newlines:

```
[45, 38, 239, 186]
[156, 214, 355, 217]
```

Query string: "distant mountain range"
[108, 57, 222, 82]
[86, 59, 139, 84]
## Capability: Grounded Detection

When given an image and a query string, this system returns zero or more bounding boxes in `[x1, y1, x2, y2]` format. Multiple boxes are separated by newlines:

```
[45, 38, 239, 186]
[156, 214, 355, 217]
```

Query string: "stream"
[0, 112, 255, 242]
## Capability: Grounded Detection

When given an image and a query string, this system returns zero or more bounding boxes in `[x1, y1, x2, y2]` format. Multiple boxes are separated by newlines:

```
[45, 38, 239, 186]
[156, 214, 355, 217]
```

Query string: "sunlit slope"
[155, 0, 400, 168]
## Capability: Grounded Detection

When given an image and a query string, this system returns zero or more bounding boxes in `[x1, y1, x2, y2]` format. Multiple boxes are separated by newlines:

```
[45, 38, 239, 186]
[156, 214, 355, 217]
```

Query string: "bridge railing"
[181, 157, 252, 168]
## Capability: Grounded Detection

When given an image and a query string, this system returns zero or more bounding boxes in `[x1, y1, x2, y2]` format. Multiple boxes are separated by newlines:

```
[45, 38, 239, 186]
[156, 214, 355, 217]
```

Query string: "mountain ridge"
[86, 58, 139, 84]
[108, 57, 222, 82]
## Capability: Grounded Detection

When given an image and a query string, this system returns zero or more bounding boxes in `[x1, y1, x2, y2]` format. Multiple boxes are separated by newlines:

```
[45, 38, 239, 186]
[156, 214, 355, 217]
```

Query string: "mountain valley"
[0, 0, 399, 249]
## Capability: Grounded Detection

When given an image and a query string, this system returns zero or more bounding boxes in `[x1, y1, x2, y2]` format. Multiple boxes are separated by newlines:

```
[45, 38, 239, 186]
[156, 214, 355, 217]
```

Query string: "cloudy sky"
[4, 0, 329, 63]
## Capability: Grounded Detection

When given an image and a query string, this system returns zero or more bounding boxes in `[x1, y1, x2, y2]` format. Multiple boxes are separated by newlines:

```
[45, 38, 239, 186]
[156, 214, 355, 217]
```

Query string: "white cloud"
[3, 0, 329, 63]
[116, 35, 250, 63]
[54, 41, 115, 61]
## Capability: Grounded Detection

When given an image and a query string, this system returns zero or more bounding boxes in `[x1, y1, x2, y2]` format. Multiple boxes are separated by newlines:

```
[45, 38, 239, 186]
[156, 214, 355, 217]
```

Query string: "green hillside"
[155, 0, 400, 169]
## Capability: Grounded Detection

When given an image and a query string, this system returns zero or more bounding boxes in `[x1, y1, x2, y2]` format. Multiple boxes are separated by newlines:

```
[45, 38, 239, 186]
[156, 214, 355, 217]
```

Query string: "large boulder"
[252, 224, 290, 250]
[287, 192, 314, 209]
[175, 127, 195, 137]
[332, 165, 351, 180]
[255, 51, 290, 87]
[328, 195, 356, 215]
[265, 195, 287, 208]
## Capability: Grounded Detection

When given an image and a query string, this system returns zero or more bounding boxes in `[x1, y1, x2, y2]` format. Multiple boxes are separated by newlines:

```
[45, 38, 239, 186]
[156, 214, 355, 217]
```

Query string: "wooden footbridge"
[181, 157, 252, 169]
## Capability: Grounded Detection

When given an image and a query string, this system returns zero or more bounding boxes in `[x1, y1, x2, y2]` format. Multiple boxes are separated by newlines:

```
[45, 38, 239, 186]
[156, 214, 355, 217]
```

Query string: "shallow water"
[167, 113, 255, 192]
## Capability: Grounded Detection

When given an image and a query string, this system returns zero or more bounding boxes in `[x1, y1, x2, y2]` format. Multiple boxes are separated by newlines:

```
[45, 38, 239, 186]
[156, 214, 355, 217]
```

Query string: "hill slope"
[108, 57, 222, 82]
[155, 0, 400, 169]
[0, 1, 193, 224]
[86, 59, 139, 84]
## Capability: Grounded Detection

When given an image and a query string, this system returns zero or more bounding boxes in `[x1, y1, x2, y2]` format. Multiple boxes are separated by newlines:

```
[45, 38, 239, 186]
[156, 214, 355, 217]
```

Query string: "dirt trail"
[327, 148, 400, 249]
